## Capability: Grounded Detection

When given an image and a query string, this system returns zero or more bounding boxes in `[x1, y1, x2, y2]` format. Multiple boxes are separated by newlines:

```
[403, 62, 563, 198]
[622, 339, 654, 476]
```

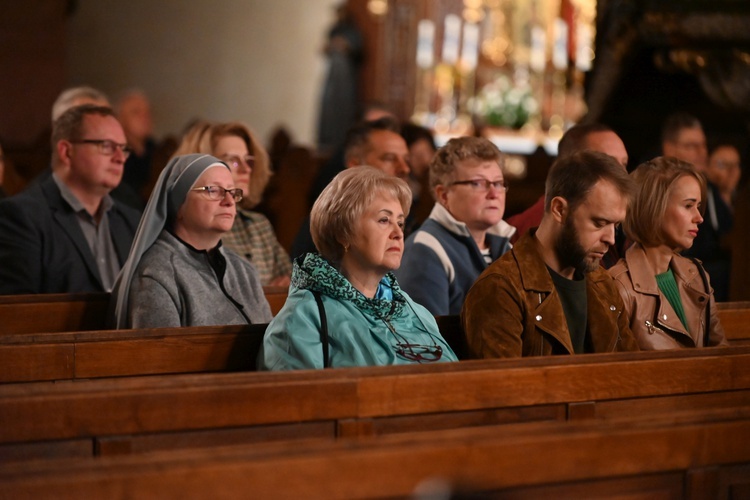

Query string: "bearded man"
[461, 150, 639, 357]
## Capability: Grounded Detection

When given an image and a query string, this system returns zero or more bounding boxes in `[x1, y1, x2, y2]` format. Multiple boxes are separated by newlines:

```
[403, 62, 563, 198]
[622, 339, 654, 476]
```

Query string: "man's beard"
[554, 217, 602, 275]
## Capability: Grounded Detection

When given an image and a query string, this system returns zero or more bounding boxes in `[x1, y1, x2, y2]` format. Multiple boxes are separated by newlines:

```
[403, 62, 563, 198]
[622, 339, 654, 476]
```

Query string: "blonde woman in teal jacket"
[258, 167, 457, 370]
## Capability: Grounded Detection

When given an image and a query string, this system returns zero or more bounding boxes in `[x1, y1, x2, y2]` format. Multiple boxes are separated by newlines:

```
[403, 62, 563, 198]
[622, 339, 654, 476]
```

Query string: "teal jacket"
[258, 253, 458, 370]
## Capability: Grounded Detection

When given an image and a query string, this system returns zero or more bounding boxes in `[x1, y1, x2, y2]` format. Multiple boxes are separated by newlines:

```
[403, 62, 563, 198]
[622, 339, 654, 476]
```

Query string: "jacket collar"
[624, 244, 701, 296]
[42, 176, 103, 287]
[428, 202, 516, 240]
[292, 253, 406, 320]
[512, 231, 554, 293]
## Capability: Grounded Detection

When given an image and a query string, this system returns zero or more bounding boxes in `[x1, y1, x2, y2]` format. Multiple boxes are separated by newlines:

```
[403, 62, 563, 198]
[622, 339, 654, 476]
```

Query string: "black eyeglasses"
[70, 139, 132, 159]
[450, 179, 508, 193]
[191, 185, 243, 202]
[381, 317, 443, 363]
[221, 155, 255, 171]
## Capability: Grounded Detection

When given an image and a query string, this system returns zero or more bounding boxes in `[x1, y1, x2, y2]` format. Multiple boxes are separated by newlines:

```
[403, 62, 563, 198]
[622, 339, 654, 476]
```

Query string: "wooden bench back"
[1, 415, 749, 498]
[0, 324, 266, 383]
[1, 346, 748, 462]
[0, 287, 290, 334]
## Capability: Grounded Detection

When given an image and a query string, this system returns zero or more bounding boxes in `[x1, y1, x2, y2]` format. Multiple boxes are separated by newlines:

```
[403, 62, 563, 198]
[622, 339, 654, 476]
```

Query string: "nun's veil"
[111, 154, 230, 328]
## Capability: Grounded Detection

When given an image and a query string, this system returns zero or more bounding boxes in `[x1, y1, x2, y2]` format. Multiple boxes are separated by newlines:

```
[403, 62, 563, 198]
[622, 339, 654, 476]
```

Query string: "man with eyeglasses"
[462, 150, 639, 358]
[395, 137, 515, 316]
[0, 104, 141, 294]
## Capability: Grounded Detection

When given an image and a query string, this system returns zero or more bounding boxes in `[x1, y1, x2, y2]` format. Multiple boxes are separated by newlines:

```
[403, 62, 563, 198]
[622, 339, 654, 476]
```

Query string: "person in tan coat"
[462, 151, 639, 358]
[609, 157, 728, 349]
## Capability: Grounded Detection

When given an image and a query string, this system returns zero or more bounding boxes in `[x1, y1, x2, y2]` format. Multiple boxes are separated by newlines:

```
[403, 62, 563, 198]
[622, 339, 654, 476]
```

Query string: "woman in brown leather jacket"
[609, 157, 728, 349]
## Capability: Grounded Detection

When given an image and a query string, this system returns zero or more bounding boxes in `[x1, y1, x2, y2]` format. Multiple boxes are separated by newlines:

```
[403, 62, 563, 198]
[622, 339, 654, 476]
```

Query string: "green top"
[655, 268, 689, 332]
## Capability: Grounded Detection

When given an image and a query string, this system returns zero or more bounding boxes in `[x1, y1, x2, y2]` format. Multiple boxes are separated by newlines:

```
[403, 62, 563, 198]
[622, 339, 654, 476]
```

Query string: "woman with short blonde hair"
[259, 166, 457, 370]
[609, 156, 727, 350]
[311, 166, 412, 264]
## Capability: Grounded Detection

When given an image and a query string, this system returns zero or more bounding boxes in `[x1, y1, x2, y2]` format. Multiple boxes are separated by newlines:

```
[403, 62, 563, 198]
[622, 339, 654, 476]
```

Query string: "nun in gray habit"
[110, 154, 273, 329]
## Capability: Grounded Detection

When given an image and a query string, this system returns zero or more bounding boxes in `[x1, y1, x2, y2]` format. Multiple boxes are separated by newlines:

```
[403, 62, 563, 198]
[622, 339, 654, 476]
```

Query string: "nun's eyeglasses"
[191, 186, 243, 202]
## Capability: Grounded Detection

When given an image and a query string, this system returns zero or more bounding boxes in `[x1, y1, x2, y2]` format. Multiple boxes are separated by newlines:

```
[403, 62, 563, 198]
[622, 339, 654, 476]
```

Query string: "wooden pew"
[718, 301, 750, 345]
[1, 346, 748, 462]
[1, 416, 749, 498]
[0, 324, 266, 383]
[2, 306, 745, 384]
[0, 286, 290, 335]
[0, 293, 109, 334]
[261, 285, 288, 317]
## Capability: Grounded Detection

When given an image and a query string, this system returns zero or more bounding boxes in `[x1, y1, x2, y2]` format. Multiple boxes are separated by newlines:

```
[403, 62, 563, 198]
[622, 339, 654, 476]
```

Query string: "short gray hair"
[429, 136, 504, 191]
[52, 86, 110, 122]
[311, 166, 412, 264]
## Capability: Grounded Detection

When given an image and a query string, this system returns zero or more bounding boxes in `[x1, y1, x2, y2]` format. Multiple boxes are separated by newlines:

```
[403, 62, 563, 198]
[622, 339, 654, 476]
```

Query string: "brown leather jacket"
[608, 244, 728, 350]
[462, 232, 639, 358]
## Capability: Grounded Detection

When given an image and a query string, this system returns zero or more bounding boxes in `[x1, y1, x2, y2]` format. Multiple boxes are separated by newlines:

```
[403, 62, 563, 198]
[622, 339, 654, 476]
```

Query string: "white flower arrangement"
[470, 73, 538, 130]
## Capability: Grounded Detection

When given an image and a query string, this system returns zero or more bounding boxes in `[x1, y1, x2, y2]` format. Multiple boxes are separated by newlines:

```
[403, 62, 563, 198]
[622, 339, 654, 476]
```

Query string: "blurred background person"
[115, 89, 157, 203]
[610, 156, 727, 349]
[400, 122, 437, 229]
[259, 167, 457, 370]
[317, 0, 363, 154]
[51, 86, 110, 123]
[662, 113, 731, 301]
[396, 137, 514, 316]
[174, 121, 292, 287]
[111, 154, 272, 329]
[706, 140, 741, 209]
[0, 140, 6, 200]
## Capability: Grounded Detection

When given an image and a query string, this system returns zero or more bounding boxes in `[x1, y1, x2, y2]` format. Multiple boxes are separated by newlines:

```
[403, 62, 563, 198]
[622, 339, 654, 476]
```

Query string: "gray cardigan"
[126, 230, 273, 328]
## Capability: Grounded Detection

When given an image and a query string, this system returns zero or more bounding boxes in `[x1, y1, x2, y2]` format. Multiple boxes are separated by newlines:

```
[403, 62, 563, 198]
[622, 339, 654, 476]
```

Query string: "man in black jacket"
[0, 104, 141, 294]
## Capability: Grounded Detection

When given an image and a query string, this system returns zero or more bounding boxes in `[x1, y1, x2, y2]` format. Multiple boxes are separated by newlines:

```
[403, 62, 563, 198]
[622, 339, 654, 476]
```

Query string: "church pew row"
[2, 289, 749, 348]
[2, 307, 749, 384]
[0, 346, 748, 462]
[1, 414, 749, 499]
[0, 317, 465, 384]
[0, 287, 289, 334]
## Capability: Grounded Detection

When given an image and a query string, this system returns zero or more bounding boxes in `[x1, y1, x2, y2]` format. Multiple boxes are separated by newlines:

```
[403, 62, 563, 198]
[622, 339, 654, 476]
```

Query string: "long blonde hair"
[173, 120, 272, 208]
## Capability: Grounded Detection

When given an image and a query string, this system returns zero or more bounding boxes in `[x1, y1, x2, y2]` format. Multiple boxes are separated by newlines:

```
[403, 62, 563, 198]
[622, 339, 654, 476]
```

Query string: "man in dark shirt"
[462, 151, 640, 357]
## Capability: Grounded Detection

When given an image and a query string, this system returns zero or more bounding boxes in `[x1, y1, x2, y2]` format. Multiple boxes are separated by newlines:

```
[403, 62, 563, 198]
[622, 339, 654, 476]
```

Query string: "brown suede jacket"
[608, 244, 728, 350]
[461, 232, 639, 358]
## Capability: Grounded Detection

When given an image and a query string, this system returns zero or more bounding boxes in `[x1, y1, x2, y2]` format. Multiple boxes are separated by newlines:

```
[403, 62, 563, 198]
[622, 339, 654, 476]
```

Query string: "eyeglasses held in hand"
[221, 155, 255, 171]
[191, 185, 244, 202]
[70, 139, 132, 159]
[450, 179, 508, 192]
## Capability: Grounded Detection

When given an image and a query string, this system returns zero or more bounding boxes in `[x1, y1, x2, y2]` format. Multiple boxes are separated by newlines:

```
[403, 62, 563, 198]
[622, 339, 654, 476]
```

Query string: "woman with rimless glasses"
[109, 154, 272, 328]
[395, 137, 515, 316]
[258, 167, 457, 370]
[173, 121, 292, 287]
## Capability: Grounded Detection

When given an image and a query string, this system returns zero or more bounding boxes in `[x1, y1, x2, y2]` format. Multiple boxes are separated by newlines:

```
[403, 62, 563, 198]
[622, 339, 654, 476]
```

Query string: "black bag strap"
[690, 258, 711, 347]
[312, 291, 330, 368]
